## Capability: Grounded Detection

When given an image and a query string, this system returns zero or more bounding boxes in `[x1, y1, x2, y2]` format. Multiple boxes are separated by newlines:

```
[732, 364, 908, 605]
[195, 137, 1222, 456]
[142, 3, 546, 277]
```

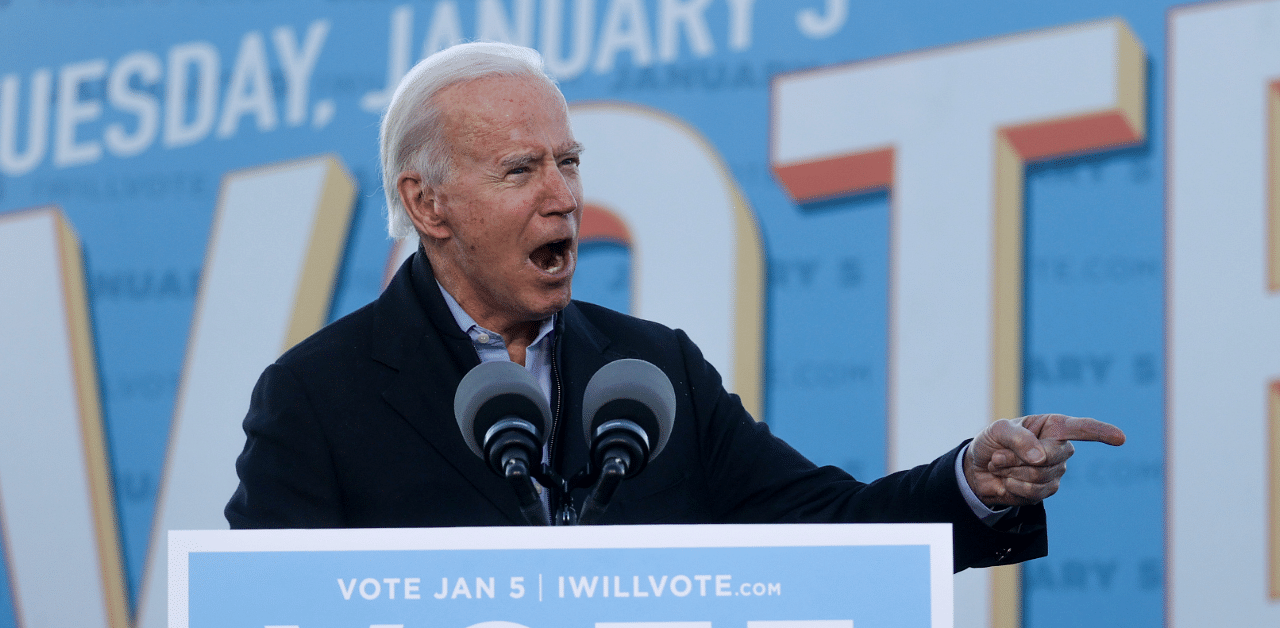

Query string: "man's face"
[421, 75, 583, 330]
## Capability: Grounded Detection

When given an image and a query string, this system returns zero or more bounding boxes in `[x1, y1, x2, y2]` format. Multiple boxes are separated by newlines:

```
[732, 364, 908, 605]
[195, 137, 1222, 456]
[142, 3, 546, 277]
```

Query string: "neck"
[497, 321, 540, 365]
[429, 252, 544, 363]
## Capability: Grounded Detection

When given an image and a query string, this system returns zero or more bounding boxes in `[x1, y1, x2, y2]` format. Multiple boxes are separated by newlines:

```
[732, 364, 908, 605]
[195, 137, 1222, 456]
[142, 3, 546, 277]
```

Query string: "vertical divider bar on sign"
[989, 137, 1025, 628]
[1270, 80, 1280, 601]
[55, 212, 130, 628]
[1271, 381, 1280, 600]
[732, 185, 766, 419]
[0, 207, 128, 628]
[287, 159, 361, 351]
[138, 155, 356, 628]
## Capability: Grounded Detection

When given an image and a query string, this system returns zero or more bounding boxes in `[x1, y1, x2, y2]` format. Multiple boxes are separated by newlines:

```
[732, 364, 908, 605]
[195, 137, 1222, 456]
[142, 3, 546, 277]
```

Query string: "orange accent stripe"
[772, 147, 894, 203]
[1003, 111, 1142, 161]
[580, 203, 632, 245]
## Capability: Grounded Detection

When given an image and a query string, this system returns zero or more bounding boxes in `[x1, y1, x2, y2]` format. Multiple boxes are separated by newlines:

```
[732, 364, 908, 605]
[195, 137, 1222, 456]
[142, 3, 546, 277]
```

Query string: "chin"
[545, 289, 573, 314]
[546, 286, 574, 314]
[514, 287, 571, 322]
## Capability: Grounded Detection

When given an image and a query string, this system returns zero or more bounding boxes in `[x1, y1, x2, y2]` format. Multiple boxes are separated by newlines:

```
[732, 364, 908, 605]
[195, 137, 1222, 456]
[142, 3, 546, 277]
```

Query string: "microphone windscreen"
[581, 359, 676, 460]
[454, 361, 552, 460]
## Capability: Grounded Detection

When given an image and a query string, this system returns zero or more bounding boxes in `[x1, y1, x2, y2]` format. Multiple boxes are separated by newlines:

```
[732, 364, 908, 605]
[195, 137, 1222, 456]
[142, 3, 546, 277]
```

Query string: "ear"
[398, 171, 451, 240]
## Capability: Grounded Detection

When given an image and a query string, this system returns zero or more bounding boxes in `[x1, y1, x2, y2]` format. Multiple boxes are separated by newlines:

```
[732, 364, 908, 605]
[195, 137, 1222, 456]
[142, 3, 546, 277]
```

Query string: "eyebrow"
[498, 142, 585, 169]
[499, 153, 538, 170]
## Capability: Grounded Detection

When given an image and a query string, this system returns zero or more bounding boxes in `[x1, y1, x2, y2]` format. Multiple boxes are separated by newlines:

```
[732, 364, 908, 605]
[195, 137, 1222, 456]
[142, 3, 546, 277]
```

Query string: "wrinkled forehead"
[439, 74, 569, 124]
[438, 75, 575, 151]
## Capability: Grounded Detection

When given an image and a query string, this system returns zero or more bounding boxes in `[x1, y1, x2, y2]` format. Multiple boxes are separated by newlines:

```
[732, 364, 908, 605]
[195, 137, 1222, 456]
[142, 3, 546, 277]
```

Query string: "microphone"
[454, 361, 552, 525]
[577, 359, 676, 523]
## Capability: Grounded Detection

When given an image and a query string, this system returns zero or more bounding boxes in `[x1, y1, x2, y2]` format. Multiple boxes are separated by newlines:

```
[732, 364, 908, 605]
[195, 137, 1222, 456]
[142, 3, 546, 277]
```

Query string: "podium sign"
[170, 523, 953, 628]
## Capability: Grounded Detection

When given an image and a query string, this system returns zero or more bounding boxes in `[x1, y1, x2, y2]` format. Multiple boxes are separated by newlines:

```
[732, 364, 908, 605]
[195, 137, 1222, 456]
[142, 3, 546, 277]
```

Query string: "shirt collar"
[437, 282, 555, 351]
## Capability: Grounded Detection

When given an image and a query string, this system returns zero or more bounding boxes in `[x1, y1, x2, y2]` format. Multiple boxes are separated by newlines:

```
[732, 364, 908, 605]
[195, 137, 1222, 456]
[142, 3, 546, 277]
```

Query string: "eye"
[560, 155, 580, 168]
[507, 166, 530, 176]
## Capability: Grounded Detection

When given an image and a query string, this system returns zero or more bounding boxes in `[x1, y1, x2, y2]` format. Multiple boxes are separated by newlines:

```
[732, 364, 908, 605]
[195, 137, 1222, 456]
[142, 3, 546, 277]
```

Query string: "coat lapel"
[371, 252, 526, 524]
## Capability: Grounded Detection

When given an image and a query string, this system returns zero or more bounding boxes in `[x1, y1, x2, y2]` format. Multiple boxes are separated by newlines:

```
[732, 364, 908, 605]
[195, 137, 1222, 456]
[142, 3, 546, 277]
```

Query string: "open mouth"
[530, 238, 572, 274]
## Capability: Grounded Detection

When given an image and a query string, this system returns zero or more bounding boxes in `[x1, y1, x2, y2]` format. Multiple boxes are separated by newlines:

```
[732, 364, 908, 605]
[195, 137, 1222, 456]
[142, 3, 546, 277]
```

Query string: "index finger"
[1039, 416, 1126, 446]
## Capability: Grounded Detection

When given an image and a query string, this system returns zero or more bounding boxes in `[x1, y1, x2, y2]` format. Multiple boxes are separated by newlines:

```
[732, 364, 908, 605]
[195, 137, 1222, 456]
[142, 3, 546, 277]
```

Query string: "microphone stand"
[578, 456, 626, 525]
[501, 454, 549, 526]
[531, 465, 613, 525]
[577, 419, 648, 525]
[501, 428, 646, 525]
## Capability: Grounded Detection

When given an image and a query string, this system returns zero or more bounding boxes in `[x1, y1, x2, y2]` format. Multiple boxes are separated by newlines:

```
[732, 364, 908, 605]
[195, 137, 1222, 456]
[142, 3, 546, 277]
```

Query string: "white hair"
[380, 42, 560, 239]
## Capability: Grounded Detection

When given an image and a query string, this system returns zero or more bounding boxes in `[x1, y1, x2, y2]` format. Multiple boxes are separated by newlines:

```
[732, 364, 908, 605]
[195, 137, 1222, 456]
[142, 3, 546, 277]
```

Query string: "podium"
[170, 523, 953, 628]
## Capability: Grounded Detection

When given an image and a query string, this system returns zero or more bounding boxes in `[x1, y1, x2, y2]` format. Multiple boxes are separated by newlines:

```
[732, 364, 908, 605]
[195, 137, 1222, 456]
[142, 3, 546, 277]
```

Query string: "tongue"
[531, 242, 564, 273]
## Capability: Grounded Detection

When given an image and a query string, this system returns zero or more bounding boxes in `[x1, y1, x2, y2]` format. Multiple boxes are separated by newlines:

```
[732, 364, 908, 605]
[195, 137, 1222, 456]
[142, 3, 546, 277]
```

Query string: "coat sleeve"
[225, 362, 346, 529]
[675, 329, 1047, 572]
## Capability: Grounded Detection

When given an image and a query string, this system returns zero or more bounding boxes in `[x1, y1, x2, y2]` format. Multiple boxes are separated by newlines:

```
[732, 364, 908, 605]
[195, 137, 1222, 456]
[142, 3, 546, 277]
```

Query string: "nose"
[540, 166, 580, 217]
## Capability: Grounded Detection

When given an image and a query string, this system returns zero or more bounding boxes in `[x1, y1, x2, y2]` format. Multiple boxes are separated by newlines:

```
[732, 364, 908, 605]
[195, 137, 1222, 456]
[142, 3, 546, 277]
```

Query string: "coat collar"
[373, 250, 515, 522]
[370, 249, 471, 370]
[369, 248, 621, 523]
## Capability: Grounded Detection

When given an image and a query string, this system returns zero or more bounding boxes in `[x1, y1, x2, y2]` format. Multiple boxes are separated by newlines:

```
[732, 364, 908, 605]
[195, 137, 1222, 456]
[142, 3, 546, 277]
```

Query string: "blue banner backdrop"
[0, 1, 1188, 627]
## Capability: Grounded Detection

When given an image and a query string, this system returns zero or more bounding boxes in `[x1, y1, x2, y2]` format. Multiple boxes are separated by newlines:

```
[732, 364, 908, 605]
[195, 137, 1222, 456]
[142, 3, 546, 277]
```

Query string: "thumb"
[978, 419, 1046, 464]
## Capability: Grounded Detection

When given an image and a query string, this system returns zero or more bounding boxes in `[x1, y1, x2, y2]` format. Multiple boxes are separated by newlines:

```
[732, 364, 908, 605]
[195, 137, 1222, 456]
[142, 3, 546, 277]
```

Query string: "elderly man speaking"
[225, 42, 1125, 572]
